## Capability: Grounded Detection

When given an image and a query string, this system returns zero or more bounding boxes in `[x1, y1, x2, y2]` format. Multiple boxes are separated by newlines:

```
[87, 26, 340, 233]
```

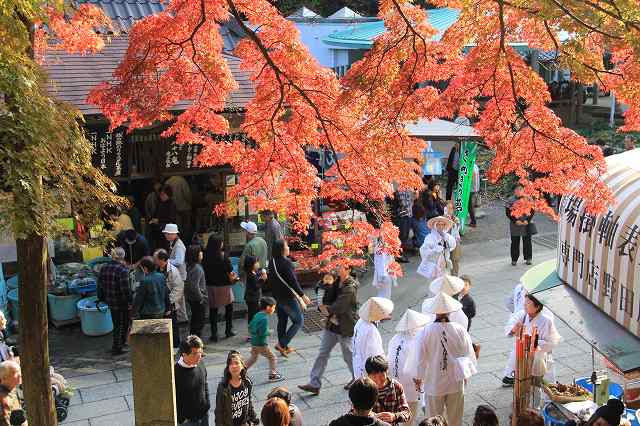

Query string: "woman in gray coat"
[506, 184, 536, 266]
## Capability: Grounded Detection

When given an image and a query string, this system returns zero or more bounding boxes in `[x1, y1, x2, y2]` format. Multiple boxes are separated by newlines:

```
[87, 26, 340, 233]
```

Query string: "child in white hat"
[352, 297, 394, 379]
[387, 309, 430, 426]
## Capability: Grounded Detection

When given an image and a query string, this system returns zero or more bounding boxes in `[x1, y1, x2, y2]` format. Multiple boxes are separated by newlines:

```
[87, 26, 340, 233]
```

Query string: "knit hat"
[424, 292, 462, 315]
[395, 309, 430, 332]
[427, 216, 454, 231]
[593, 398, 625, 426]
[359, 297, 394, 322]
[430, 275, 464, 296]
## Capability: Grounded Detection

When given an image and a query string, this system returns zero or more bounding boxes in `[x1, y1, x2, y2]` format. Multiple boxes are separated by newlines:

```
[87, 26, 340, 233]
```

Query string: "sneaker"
[225, 330, 237, 338]
[511, 261, 517, 266]
[525, 260, 532, 265]
[111, 348, 128, 356]
[298, 384, 320, 395]
[502, 376, 515, 387]
[343, 378, 356, 390]
[268, 372, 285, 382]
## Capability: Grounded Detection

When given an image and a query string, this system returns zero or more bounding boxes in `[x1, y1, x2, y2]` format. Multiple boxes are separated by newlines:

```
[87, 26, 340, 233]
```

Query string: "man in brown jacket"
[299, 264, 359, 395]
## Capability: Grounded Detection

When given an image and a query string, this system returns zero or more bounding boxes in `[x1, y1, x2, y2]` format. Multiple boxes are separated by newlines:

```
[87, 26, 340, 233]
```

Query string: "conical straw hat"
[395, 309, 430, 332]
[427, 216, 454, 230]
[424, 292, 462, 315]
[359, 297, 394, 322]
[430, 275, 464, 296]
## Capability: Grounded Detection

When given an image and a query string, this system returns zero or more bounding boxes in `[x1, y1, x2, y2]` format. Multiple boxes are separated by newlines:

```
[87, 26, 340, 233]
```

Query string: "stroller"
[17, 367, 71, 422]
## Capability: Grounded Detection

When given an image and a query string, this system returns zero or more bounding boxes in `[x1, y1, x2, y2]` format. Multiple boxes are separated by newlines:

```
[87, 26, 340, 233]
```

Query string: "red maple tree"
[85, 0, 638, 266]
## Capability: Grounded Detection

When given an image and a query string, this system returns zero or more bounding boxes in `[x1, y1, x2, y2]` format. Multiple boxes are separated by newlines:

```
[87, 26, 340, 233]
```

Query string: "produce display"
[545, 382, 592, 402]
[50, 263, 98, 296]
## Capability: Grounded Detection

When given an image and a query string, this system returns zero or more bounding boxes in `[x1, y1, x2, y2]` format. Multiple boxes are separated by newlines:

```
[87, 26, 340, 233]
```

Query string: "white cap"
[395, 309, 430, 332]
[162, 223, 179, 234]
[424, 292, 462, 315]
[359, 297, 394, 322]
[240, 221, 258, 234]
[430, 275, 464, 296]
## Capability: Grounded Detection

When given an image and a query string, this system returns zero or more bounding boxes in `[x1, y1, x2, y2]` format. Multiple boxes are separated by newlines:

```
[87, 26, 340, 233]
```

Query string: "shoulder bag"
[272, 259, 307, 311]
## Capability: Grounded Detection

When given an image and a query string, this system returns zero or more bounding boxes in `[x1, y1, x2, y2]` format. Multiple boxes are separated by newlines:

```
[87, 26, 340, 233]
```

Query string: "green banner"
[454, 141, 477, 234]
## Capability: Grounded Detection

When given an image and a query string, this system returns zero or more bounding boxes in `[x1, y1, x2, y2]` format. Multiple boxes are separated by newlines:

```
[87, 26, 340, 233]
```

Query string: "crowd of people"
[84, 173, 637, 426]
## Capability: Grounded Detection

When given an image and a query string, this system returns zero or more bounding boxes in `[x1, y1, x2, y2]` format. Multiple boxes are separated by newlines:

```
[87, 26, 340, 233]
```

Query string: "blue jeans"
[276, 298, 303, 348]
[181, 415, 209, 425]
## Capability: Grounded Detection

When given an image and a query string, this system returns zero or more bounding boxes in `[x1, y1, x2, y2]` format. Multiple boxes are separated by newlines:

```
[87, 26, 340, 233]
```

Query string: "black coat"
[268, 256, 304, 302]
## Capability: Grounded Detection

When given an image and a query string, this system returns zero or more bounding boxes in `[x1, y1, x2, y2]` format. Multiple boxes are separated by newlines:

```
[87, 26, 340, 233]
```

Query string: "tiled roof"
[74, 0, 164, 33]
[322, 8, 460, 48]
[74, 0, 243, 51]
[44, 36, 256, 115]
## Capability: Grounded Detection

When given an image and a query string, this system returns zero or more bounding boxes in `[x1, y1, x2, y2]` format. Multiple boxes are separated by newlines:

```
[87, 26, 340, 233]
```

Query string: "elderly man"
[155, 249, 186, 348]
[97, 247, 132, 356]
[238, 221, 268, 278]
[0, 361, 25, 426]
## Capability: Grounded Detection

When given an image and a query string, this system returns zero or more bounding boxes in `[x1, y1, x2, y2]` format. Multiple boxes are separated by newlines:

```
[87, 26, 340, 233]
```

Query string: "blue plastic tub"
[47, 293, 81, 322]
[6, 275, 18, 290]
[67, 277, 97, 295]
[575, 377, 624, 400]
[7, 289, 18, 321]
[543, 403, 570, 426]
[77, 296, 113, 336]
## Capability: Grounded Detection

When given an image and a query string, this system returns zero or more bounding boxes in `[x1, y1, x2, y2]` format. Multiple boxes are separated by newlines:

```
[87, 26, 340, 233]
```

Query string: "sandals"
[275, 344, 289, 357]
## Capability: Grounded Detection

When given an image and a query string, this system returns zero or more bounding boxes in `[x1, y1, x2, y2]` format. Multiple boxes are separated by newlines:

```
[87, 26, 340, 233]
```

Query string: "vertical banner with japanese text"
[453, 140, 477, 234]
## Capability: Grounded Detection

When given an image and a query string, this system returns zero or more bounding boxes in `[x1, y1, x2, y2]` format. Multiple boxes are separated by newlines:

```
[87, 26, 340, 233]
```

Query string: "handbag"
[526, 222, 538, 236]
[272, 259, 307, 311]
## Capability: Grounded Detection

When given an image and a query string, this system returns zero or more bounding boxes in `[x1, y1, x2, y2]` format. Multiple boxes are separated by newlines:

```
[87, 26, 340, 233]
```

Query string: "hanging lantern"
[422, 141, 445, 176]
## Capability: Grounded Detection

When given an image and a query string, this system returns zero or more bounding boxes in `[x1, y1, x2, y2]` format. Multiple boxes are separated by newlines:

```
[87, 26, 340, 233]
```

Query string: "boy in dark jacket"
[243, 256, 267, 330]
[174, 335, 209, 425]
[316, 273, 340, 328]
[330, 378, 391, 426]
[245, 297, 284, 382]
[460, 275, 477, 331]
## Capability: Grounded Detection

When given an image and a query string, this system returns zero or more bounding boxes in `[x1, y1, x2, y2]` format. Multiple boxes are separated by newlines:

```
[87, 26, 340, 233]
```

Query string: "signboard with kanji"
[86, 126, 128, 178]
[557, 152, 640, 336]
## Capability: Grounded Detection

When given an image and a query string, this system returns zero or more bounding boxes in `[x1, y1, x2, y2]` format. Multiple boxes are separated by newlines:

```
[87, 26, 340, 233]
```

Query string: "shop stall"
[519, 149, 640, 424]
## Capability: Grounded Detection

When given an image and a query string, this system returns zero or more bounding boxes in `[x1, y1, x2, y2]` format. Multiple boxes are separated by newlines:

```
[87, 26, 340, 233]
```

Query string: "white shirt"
[421, 297, 469, 331]
[406, 321, 476, 396]
[388, 333, 421, 402]
[505, 309, 562, 354]
[352, 319, 384, 379]
[169, 238, 187, 281]
[472, 165, 480, 193]
[372, 244, 397, 289]
[417, 231, 456, 280]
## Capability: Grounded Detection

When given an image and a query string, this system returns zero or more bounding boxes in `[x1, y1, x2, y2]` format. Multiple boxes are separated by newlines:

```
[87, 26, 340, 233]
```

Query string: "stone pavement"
[54, 232, 610, 426]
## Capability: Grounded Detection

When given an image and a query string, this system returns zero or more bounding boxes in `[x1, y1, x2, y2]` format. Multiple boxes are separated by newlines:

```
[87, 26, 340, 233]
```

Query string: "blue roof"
[322, 8, 460, 49]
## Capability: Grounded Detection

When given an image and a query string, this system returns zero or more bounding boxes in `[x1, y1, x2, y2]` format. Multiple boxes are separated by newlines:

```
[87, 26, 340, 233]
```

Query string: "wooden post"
[130, 319, 177, 426]
[16, 234, 56, 425]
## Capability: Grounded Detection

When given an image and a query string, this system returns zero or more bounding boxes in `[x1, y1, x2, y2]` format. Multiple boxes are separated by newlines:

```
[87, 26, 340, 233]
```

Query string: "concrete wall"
[294, 22, 361, 68]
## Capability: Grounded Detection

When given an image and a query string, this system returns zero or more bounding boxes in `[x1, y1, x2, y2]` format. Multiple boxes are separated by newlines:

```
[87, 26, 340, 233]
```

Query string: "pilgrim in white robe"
[417, 231, 456, 281]
[503, 308, 562, 381]
[421, 297, 469, 331]
[352, 318, 384, 379]
[404, 321, 477, 426]
[372, 247, 397, 299]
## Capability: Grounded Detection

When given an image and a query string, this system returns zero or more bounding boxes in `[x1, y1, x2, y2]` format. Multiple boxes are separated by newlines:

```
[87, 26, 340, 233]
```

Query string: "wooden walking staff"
[512, 325, 540, 424]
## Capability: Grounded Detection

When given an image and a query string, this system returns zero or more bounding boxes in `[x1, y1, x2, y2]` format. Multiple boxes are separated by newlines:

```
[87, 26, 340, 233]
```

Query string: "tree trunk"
[16, 234, 56, 426]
